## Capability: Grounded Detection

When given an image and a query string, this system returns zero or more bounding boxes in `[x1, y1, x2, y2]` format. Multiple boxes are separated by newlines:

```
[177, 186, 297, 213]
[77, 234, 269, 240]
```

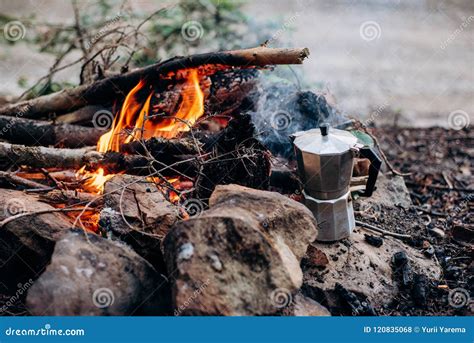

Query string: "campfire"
[76, 68, 206, 195]
[0, 45, 469, 318]
[0, 47, 311, 230]
[0, 46, 314, 294]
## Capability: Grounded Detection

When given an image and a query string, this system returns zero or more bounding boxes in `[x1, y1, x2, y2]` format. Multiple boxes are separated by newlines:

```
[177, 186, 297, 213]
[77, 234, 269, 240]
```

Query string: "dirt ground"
[358, 125, 473, 315]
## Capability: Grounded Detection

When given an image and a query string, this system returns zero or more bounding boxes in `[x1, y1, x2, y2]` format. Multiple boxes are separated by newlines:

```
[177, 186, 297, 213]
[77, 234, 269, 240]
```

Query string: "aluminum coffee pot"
[292, 124, 381, 241]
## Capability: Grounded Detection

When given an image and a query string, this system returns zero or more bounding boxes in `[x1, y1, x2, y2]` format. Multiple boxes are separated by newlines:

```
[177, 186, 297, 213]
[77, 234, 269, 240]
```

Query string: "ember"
[78, 68, 207, 194]
[98, 68, 205, 152]
[75, 166, 114, 194]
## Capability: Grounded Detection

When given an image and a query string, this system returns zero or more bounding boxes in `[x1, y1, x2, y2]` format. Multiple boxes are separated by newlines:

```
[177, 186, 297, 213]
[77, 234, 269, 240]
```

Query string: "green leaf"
[350, 130, 374, 147]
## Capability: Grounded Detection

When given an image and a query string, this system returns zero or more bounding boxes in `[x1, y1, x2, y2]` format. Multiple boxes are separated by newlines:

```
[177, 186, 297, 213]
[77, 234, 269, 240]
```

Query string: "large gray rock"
[164, 184, 318, 316]
[0, 189, 72, 291]
[164, 215, 301, 316]
[27, 230, 170, 315]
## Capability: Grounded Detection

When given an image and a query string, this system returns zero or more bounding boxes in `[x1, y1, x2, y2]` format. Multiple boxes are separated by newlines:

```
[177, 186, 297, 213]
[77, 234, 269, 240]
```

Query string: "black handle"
[358, 146, 382, 197]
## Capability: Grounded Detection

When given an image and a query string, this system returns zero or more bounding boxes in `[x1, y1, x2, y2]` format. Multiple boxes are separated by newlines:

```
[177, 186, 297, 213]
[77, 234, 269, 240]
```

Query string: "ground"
[360, 125, 472, 315]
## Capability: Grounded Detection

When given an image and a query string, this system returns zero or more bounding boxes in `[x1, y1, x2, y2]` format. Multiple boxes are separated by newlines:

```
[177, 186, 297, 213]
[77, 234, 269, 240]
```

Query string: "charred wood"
[0, 115, 102, 148]
[195, 114, 271, 200]
[0, 142, 101, 170]
[0, 47, 309, 119]
[38, 189, 103, 207]
[0, 171, 51, 190]
[55, 105, 111, 125]
[122, 136, 200, 156]
[0, 142, 197, 177]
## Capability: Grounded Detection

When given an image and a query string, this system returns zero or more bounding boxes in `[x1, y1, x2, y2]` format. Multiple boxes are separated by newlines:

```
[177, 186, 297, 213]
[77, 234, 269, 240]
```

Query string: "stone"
[209, 184, 317, 261]
[305, 245, 329, 267]
[103, 174, 179, 237]
[364, 234, 383, 248]
[452, 225, 473, 245]
[26, 230, 170, 315]
[429, 228, 446, 239]
[356, 173, 412, 210]
[334, 282, 377, 315]
[100, 174, 180, 272]
[302, 229, 441, 308]
[164, 185, 318, 315]
[164, 215, 301, 316]
[283, 293, 331, 316]
[0, 189, 73, 291]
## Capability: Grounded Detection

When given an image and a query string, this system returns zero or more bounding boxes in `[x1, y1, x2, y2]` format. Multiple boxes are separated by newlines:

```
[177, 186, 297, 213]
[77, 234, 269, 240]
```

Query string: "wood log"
[0, 142, 102, 169]
[121, 137, 201, 156]
[55, 105, 110, 124]
[0, 115, 103, 147]
[0, 171, 50, 190]
[38, 189, 103, 207]
[0, 142, 197, 177]
[15, 170, 78, 183]
[0, 47, 309, 119]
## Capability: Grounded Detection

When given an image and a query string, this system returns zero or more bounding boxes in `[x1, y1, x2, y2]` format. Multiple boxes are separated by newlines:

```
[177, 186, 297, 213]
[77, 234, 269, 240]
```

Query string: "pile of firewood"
[0, 47, 308, 194]
[0, 46, 326, 316]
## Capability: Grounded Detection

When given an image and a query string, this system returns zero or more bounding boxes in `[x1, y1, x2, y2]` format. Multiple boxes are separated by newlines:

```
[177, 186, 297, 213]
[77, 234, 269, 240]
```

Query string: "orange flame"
[148, 68, 204, 139]
[77, 68, 205, 194]
[97, 68, 204, 153]
[75, 166, 114, 194]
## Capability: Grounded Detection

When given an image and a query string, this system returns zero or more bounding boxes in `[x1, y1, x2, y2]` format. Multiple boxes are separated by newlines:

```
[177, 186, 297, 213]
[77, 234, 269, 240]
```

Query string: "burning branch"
[0, 171, 51, 190]
[0, 141, 199, 177]
[0, 47, 309, 119]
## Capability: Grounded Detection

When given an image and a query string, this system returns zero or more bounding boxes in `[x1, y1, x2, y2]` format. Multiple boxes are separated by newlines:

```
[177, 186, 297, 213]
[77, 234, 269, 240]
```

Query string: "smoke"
[248, 76, 347, 158]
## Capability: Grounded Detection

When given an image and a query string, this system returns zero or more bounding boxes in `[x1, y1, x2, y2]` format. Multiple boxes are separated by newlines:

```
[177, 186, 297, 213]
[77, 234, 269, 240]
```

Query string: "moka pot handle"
[358, 146, 382, 197]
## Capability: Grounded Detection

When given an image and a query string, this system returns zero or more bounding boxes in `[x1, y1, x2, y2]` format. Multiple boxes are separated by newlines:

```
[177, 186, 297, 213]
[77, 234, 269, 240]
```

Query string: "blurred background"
[0, 0, 472, 127]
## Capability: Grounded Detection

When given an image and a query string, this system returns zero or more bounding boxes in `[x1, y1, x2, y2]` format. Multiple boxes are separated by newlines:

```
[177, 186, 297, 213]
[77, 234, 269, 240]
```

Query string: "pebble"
[428, 228, 445, 239]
